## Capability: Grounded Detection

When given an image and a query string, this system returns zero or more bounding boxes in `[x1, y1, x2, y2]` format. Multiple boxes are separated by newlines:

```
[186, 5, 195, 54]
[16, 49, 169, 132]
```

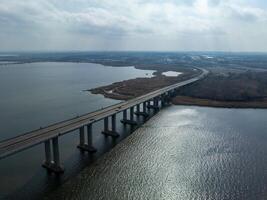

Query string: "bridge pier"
[123, 110, 127, 120]
[147, 97, 160, 110]
[130, 107, 134, 121]
[143, 102, 147, 113]
[77, 124, 97, 152]
[147, 100, 151, 108]
[160, 94, 167, 107]
[52, 137, 61, 169]
[165, 92, 172, 104]
[0, 69, 207, 175]
[136, 104, 140, 112]
[43, 140, 52, 166]
[154, 97, 159, 108]
[42, 137, 64, 173]
[102, 115, 120, 137]
[135, 102, 149, 117]
[121, 107, 138, 125]
[168, 89, 177, 98]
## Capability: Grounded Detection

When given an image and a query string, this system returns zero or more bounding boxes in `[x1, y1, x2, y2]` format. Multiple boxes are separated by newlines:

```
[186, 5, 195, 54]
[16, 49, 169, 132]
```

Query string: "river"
[45, 106, 267, 200]
[0, 62, 154, 199]
[0, 63, 266, 200]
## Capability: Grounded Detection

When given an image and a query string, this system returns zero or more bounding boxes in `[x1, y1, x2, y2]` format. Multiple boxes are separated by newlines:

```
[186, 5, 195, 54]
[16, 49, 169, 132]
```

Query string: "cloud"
[225, 4, 267, 22]
[0, 0, 267, 51]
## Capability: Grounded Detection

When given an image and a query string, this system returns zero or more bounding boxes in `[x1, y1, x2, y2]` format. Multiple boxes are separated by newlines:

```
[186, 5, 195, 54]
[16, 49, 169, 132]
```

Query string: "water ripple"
[45, 106, 267, 200]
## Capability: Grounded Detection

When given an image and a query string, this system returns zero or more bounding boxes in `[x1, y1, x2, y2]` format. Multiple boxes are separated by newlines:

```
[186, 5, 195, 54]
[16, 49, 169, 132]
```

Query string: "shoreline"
[91, 87, 267, 109]
[90, 74, 267, 109]
[172, 96, 267, 109]
[89, 69, 202, 100]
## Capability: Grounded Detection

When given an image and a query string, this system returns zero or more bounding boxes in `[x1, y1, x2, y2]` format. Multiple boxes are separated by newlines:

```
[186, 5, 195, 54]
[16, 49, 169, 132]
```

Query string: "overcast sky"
[0, 0, 267, 52]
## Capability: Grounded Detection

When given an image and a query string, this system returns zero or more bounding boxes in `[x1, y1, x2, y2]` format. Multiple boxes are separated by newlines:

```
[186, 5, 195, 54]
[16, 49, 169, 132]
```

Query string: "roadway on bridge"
[0, 68, 209, 159]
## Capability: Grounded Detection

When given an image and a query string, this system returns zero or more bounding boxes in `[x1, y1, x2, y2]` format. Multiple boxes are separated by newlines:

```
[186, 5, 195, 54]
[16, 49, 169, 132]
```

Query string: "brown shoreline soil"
[90, 75, 179, 100]
[89, 70, 201, 100]
[172, 96, 267, 108]
[90, 70, 267, 109]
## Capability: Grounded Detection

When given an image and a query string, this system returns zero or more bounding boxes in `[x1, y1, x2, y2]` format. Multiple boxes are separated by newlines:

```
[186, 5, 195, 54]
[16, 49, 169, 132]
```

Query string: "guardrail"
[0, 68, 208, 173]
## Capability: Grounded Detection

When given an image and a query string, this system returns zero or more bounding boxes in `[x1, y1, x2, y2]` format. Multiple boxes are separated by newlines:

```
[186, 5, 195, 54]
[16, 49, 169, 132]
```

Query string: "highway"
[0, 68, 208, 160]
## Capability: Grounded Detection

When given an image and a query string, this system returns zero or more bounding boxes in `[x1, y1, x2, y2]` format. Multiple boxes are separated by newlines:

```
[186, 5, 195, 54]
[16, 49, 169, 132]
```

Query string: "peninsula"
[90, 68, 267, 108]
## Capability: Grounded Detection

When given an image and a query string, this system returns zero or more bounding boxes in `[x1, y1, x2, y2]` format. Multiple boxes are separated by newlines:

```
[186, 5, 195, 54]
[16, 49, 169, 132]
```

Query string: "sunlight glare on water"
[45, 106, 267, 200]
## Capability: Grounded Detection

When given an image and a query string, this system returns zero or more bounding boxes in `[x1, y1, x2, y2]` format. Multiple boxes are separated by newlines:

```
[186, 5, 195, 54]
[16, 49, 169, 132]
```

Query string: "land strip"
[90, 69, 267, 108]
[90, 68, 201, 100]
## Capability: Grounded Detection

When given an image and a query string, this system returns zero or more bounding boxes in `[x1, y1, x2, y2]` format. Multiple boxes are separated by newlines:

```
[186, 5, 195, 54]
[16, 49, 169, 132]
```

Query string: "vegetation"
[176, 71, 267, 101]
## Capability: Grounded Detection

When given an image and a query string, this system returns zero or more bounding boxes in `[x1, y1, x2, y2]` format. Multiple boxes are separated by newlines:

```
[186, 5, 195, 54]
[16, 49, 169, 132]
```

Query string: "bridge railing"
[0, 68, 208, 173]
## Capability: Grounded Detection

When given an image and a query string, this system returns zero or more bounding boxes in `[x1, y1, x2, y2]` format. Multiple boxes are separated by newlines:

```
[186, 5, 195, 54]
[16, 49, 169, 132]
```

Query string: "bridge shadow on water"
[4, 104, 168, 200]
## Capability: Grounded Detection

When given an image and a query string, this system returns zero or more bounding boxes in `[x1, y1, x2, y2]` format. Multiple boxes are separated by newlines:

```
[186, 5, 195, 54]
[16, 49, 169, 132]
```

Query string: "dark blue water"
[0, 62, 154, 199]
[0, 62, 266, 200]
[45, 106, 267, 200]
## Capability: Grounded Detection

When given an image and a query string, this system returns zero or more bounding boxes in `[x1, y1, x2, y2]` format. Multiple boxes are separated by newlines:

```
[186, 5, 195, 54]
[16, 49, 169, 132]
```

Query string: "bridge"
[0, 68, 208, 173]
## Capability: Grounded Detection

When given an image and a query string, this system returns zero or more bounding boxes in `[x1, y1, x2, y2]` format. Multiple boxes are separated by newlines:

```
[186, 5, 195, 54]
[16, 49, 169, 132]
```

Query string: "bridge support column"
[166, 92, 172, 104]
[130, 107, 134, 121]
[87, 124, 96, 150]
[104, 117, 109, 132]
[123, 110, 127, 121]
[112, 114, 116, 132]
[136, 104, 140, 112]
[102, 115, 119, 138]
[135, 102, 149, 117]
[154, 98, 159, 107]
[160, 94, 165, 107]
[147, 100, 151, 107]
[143, 102, 147, 113]
[168, 89, 176, 98]
[42, 137, 64, 173]
[79, 126, 85, 146]
[52, 137, 62, 169]
[147, 98, 160, 110]
[44, 140, 52, 166]
[121, 107, 138, 126]
[168, 91, 172, 97]
[77, 124, 97, 152]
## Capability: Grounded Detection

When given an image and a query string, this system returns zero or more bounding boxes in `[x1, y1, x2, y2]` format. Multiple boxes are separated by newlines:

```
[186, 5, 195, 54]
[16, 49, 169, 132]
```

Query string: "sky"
[0, 0, 267, 52]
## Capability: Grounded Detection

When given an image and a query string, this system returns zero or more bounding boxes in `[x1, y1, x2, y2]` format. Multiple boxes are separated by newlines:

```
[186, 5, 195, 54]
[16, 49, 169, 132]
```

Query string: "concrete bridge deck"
[0, 68, 208, 172]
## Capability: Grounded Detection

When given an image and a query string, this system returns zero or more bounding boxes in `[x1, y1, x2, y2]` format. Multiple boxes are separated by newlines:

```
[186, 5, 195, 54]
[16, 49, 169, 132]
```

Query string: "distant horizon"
[0, 50, 267, 54]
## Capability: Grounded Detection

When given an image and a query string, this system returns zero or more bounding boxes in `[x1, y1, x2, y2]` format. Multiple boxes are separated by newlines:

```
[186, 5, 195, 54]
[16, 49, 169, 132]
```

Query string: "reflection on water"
[0, 62, 155, 199]
[46, 106, 267, 200]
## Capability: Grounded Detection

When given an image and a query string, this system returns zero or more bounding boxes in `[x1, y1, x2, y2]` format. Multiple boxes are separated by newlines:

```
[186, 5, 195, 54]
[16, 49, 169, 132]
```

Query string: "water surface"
[162, 71, 182, 77]
[0, 62, 154, 199]
[46, 106, 267, 200]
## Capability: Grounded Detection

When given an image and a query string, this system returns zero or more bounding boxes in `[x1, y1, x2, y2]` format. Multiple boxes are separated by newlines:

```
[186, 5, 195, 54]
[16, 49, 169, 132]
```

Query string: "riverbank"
[90, 70, 267, 109]
[90, 75, 179, 100]
[90, 69, 201, 100]
[172, 96, 267, 108]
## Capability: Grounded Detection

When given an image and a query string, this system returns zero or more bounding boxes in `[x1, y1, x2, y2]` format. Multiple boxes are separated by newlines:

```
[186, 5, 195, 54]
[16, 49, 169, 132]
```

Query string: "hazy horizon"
[1, 50, 267, 54]
[1, 0, 267, 52]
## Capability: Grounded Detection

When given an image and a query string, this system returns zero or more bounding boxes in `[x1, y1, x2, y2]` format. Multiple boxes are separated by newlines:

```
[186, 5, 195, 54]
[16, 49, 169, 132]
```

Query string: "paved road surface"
[0, 68, 209, 159]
